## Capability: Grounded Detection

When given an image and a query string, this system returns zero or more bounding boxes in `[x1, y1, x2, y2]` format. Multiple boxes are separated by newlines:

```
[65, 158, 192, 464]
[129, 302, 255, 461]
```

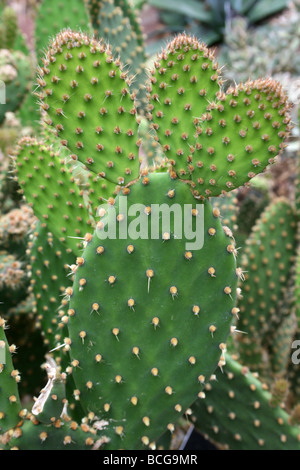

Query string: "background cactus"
[189, 354, 300, 450]
[0, 0, 300, 452]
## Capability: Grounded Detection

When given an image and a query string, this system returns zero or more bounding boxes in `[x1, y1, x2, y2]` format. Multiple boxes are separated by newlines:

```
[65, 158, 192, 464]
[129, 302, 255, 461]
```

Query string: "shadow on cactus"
[0, 29, 294, 450]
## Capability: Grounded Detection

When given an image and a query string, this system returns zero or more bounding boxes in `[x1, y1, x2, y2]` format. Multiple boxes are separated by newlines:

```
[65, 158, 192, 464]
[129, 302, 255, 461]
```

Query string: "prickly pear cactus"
[34, 0, 91, 61]
[14, 137, 94, 254]
[0, 317, 22, 434]
[2, 22, 294, 450]
[87, 0, 148, 111]
[147, 34, 291, 198]
[190, 354, 300, 450]
[0, 49, 32, 124]
[235, 198, 298, 375]
[37, 30, 141, 185]
[67, 171, 238, 449]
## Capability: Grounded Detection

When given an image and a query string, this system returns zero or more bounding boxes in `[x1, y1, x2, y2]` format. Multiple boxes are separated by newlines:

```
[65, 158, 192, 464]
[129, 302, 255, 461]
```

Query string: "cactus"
[0, 204, 35, 255]
[235, 198, 298, 376]
[234, 174, 270, 249]
[0, 20, 295, 450]
[147, 35, 291, 198]
[34, 0, 91, 62]
[0, 7, 18, 50]
[287, 248, 300, 401]
[0, 316, 22, 434]
[189, 354, 300, 450]
[211, 191, 239, 234]
[219, 14, 300, 86]
[66, 170, 238, 449]
[0, 251, 28, 311]
[1, 411, 105, 450]
[37, 30, 141, 186]
[27, 222, 75, 351]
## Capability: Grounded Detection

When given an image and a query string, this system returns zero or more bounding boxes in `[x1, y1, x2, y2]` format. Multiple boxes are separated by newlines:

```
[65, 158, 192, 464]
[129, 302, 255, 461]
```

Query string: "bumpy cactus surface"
[236, 198, 298, 376]
[67, 170, 238, 449]
[0, 10, 296, 449]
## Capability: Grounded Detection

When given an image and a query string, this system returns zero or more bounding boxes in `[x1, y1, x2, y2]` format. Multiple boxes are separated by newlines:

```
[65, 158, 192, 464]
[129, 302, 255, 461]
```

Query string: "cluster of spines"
[0, 204, 35, 254]
[0, 251, 27, 311]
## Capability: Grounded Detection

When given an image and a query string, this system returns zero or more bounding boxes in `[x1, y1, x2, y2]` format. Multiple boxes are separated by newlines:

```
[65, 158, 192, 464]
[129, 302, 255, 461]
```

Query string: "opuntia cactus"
[189, 354, 300, 450]
[1, 21, 294, 451]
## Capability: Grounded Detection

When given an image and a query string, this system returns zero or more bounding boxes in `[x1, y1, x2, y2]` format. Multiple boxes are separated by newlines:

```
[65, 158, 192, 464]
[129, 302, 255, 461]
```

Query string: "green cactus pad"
[38, 30, 140, 185]
[190, 354, 300, 450]
[211, 190, 239, 233]
[88, 0, 148, 111]
[27, 222, 75, 351]
[67, 171, 238, 449]
[0, 7, 18, 50]
[287, 248, 300, 399]
[0, 251, 28, 312]
[0, 49, 33, 124]
[14, 137, 93, 254]
[147, 33, 291, 197]
[236, 198, 297, 373]
[31, 359, 68, 425]
[1, 412, 105, 450]
[0, 316, 22, 434]
[34, 0, 91, 61]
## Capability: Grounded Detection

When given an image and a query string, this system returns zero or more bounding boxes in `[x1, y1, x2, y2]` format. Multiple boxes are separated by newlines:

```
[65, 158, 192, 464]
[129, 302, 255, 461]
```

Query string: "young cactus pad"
[147, 34, 291, 198]
[66, 171, 238, 449]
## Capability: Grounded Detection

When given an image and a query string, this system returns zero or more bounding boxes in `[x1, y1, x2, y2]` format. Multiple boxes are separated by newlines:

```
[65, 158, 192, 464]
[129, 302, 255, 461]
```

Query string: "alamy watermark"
[291, 340, 300, 365]
[95, 196, 205, 251]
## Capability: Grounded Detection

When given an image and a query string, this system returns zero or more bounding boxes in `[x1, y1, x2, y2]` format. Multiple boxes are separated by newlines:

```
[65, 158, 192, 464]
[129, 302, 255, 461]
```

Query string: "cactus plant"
[0, 48, 33, 125]
[235, 198, 298, 376]
[0, 7, 296, 449]
[189, 354, 300, 450]
[86, 0, 148, 111]
[0, 6, 18, 50]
